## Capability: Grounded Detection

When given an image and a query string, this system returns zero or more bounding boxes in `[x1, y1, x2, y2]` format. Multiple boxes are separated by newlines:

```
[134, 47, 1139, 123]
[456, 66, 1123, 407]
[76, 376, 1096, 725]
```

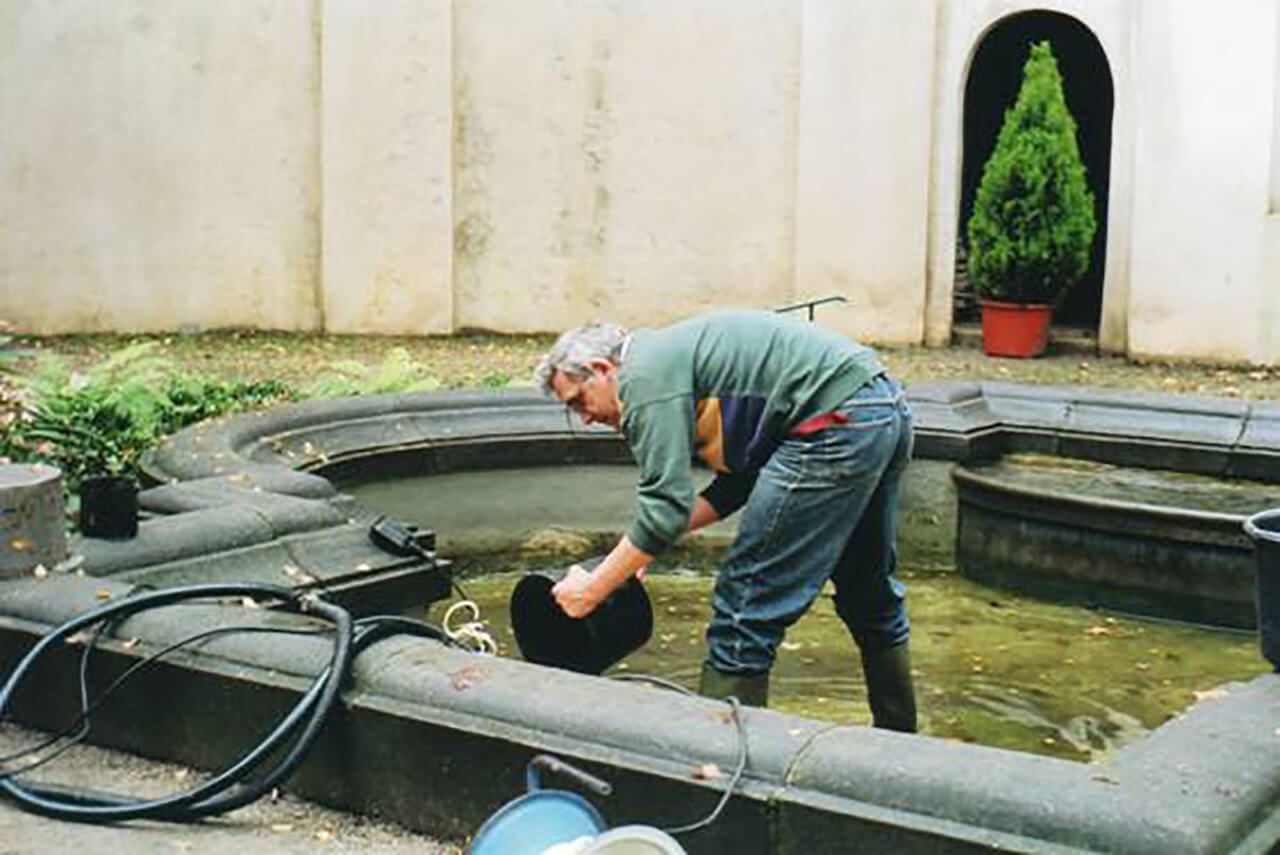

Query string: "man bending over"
[534, 309, 916, 731]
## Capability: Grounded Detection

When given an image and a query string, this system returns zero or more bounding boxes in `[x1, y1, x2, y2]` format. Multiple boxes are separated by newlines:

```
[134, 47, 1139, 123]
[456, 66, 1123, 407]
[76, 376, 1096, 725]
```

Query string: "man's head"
[534, 322, 628, 429]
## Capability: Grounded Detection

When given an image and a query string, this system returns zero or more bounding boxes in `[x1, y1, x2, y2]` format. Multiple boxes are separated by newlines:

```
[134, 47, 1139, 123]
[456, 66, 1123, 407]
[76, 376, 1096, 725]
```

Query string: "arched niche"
[957, 11, 1114, 333]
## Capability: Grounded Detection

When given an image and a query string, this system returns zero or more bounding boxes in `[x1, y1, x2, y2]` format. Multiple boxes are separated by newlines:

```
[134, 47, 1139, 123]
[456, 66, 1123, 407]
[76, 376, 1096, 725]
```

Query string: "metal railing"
[773, 295, 848, 321]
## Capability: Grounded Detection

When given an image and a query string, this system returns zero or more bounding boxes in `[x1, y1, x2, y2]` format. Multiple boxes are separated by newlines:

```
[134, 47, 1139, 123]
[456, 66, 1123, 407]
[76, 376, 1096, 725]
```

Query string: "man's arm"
[552, 496, 723, 618]
[686, 494, 722, 532]
[553, 535, 652, 618]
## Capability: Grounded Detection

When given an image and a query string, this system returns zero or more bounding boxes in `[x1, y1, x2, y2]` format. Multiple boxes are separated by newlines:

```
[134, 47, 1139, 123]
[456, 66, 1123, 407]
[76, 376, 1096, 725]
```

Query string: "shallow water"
[348, 464, 1267, 763]
[343, 464, 732, 555]
[439, 564, 1261, 764]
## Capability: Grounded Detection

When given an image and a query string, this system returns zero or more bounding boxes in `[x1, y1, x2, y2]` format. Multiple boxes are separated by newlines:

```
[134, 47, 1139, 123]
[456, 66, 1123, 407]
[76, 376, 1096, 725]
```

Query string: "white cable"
[442, 600, 497, 655]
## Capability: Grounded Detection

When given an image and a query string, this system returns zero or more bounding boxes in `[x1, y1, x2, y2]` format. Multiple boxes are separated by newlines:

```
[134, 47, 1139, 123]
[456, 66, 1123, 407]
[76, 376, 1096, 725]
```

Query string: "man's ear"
[587, 359, 616, 380]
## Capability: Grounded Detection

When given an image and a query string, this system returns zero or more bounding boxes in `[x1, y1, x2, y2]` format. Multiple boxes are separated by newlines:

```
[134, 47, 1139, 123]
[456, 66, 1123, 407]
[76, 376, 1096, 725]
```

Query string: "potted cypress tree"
[967, 41, 1097, 358]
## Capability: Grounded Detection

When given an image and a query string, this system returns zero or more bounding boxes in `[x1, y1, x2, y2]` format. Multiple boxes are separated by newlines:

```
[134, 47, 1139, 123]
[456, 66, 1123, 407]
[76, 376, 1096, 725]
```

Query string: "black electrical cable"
[0, 620, 114, 778]
[0, 583, 353, 823]
[0, 624, 331, 781]
[352, 614, 457, 654]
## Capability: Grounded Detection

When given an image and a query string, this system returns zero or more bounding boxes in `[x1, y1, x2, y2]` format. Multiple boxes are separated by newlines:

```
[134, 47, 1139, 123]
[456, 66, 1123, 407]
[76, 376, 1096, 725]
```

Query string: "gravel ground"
[0, 726, 463, 854]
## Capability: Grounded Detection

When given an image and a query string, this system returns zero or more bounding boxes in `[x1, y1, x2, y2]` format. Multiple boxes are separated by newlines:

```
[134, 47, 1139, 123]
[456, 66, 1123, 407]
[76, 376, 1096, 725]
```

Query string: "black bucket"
[510, 557, 654, 675]
[78, 474, 139, 540]
[1242, 508, 1280, 672]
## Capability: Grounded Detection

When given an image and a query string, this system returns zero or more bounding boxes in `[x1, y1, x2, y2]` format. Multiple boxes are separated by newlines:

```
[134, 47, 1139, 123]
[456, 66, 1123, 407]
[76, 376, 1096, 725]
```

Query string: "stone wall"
[2, 1, 1279, 362]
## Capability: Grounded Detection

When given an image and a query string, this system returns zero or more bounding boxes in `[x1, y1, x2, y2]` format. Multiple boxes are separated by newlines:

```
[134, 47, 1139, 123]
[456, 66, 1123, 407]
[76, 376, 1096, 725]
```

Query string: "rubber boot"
[860, 642, 917, 733]
[698, 661, 770, 707]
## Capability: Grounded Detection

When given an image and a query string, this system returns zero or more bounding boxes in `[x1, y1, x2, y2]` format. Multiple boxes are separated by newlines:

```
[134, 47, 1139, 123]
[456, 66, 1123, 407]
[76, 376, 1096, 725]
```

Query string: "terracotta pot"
[980, 300, 1053, 358]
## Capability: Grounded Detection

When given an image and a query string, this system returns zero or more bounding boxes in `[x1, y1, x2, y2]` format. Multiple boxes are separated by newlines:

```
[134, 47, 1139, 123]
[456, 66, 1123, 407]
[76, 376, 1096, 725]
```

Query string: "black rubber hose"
[352, 614, 454, 654]
[0, 583, 353, 823]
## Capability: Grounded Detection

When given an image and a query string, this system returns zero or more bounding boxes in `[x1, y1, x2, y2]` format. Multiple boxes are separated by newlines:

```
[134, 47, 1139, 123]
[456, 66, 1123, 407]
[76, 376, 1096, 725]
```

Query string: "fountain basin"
[0, 383, 1277, 852]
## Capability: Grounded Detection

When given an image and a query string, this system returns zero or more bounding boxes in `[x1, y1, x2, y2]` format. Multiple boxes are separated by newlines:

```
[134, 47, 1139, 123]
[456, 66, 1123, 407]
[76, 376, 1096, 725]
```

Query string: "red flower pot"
[980, 300, 1053, 358]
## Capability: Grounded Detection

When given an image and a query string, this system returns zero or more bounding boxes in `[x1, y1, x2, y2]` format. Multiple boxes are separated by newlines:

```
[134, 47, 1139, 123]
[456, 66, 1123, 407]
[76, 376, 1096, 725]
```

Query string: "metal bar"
[773, 295, 848, 321]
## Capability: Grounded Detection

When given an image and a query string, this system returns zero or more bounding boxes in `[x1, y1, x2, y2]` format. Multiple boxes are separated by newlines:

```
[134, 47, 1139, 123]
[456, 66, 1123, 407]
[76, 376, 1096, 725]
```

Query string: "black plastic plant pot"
[1243, 509, 1280, 672]
[509, 558, 654, 675]
[78, 474, 139, 540]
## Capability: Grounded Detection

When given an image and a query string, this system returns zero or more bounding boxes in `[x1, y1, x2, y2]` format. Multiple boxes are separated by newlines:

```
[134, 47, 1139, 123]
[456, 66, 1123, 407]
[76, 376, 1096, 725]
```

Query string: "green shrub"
[1, 343, 292, 487]
[967, 41, 1096, 305]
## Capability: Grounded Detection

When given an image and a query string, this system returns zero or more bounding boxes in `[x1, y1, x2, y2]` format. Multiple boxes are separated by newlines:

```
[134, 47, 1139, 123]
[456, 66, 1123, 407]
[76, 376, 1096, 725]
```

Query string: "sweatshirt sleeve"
[699, 471, 759, 519]
[623, 395, 696, 555]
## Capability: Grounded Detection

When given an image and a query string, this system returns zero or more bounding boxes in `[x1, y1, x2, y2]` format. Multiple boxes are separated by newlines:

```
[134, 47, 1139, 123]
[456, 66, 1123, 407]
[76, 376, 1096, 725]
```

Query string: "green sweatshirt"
[618, 309, 884, 555]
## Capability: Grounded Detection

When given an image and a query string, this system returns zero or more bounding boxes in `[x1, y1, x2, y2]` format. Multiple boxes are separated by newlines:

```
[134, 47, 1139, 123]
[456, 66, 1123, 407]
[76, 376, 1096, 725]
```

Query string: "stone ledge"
[0, 577, 1276, 853]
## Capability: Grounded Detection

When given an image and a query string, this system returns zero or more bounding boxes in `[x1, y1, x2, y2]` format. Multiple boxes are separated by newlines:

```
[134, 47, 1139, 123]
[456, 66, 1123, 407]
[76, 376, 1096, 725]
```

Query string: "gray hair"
[534, 321, 629, 395]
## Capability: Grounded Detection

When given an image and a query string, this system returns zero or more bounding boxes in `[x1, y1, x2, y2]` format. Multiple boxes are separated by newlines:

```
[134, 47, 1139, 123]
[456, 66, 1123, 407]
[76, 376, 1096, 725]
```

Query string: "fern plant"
[2, 343, 291, 487]
[302, 347, 441, 399]
[967, 41, 1096, 305]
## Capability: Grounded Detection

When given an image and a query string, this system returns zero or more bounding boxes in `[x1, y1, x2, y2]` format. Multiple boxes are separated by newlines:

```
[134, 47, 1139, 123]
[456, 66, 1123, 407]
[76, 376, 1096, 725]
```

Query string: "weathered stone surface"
[0, 463, 67, 578]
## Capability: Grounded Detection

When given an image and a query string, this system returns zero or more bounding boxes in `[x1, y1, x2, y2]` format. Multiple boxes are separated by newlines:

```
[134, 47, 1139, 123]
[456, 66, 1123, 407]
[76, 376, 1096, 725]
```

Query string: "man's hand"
[553, 564, 601, 618]
[553, 536, 655, 618]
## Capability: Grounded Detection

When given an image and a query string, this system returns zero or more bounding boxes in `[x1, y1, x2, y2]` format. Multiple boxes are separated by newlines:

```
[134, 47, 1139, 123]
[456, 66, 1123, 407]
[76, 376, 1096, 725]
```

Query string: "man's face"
[552, 361, 621, 429]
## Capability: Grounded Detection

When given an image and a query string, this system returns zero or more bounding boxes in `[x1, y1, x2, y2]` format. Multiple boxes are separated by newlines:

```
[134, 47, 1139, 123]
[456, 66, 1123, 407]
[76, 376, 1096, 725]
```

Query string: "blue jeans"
[706, 374, 913, 675]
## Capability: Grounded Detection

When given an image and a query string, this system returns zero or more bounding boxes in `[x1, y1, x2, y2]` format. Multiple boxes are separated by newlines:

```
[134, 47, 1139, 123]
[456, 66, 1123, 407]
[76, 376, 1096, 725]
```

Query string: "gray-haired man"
[534, 309, 916, 731]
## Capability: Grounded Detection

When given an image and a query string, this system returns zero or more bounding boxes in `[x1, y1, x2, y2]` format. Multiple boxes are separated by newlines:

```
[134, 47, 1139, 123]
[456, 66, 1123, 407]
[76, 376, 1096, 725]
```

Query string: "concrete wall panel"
[451, 0, 800, 333]
[0, 1, 321, 333]
[321, 0, 454, 335]
[794, 0, 937, 345]
[1127, 0, 1279, 363]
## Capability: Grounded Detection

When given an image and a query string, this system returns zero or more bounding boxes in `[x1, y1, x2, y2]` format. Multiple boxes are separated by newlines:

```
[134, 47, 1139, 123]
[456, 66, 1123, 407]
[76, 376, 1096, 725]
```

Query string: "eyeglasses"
[562, 374, 596, 416]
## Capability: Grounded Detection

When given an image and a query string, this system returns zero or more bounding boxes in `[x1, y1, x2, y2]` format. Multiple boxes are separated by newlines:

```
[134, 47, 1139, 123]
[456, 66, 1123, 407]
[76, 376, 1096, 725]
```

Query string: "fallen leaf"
[94, 589, 111, 600]
[1193, 688, 1228, 703]
[270, 824, 294, 833]
[691, 763, 721, 781]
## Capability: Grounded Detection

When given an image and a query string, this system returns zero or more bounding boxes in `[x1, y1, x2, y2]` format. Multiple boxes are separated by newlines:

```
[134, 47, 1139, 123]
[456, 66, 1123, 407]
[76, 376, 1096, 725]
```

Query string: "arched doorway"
[955, 11, 1114, 333]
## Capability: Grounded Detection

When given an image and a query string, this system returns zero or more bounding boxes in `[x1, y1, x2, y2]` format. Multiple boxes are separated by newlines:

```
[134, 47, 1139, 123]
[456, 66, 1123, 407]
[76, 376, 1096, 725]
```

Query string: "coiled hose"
[0, 582, 745, 836]
[0, 582, 421, 823]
